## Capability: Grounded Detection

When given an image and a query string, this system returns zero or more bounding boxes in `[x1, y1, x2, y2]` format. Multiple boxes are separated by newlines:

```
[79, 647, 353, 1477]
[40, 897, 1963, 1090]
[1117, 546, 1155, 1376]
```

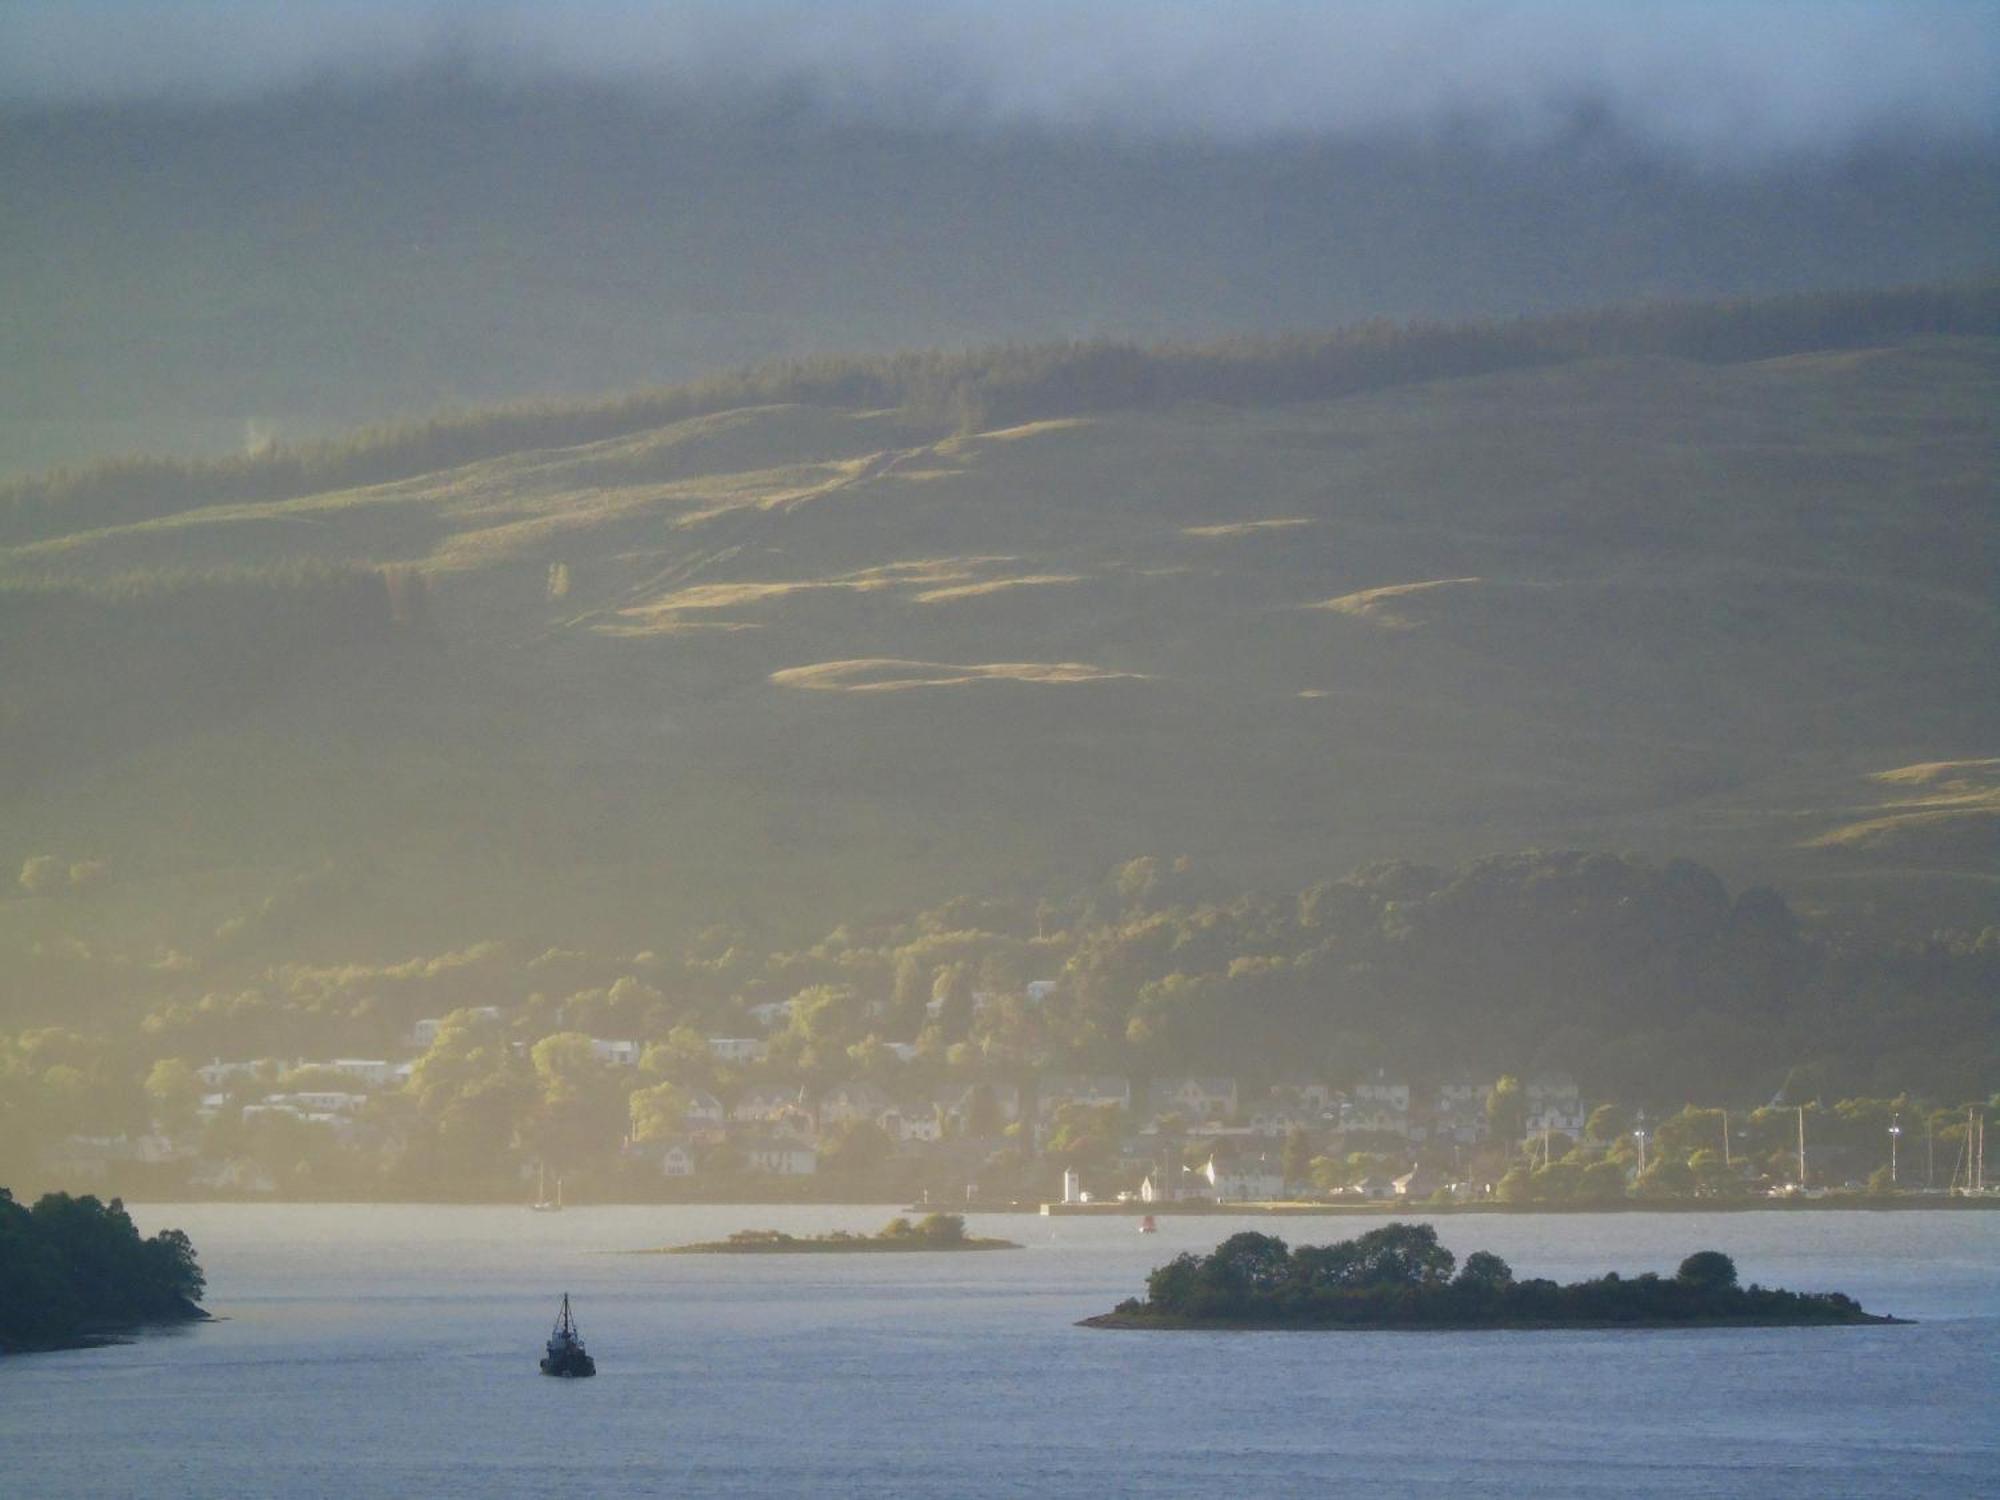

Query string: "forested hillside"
[1, 292, 1994, 1081]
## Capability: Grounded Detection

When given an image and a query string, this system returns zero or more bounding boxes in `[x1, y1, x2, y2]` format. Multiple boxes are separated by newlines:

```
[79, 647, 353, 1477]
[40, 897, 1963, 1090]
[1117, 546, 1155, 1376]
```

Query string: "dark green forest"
[0, 1190, 205, 1351]
[1104, 1225, 1887, 1327]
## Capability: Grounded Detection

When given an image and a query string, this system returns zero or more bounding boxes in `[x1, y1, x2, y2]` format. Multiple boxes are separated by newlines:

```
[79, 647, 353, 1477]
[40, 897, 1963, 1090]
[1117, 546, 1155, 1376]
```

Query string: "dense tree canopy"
[0, 1189, 205, 1350]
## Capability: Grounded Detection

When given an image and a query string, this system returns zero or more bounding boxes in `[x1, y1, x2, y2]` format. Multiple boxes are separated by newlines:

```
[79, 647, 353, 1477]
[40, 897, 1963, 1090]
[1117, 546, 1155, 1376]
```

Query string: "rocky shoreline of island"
[1081, 1223, 1905, 1332]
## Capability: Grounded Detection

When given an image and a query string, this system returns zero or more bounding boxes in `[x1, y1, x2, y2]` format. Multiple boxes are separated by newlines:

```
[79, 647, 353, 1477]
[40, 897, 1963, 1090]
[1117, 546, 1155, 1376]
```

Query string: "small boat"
[539, 1293, 595, 1378]
[1139, 1214, 1157, 1233]
[530, 1165, 563, 1213]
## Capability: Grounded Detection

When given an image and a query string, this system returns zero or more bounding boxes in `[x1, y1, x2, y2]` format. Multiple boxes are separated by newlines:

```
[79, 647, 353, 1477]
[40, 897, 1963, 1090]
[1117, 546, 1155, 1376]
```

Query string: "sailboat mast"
[1722, 1109, 1731, 1169]
[1797, 1105, 1807, 1191]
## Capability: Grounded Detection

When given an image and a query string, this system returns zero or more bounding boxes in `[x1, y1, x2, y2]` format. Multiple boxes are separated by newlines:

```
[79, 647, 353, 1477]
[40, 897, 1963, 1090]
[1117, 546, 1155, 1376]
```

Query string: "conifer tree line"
[4, 280, 1993, 546]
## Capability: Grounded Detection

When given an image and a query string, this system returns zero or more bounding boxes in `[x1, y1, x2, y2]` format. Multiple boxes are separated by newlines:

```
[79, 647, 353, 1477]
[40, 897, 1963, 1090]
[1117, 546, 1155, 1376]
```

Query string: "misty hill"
[5, 76, 1998, 474]
[2, 290, 1994, 969]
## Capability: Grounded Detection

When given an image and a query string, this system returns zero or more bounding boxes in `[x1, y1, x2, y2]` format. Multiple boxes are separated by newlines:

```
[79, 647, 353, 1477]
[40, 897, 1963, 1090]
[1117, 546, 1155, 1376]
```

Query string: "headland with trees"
[0, 1189, 207, 1353]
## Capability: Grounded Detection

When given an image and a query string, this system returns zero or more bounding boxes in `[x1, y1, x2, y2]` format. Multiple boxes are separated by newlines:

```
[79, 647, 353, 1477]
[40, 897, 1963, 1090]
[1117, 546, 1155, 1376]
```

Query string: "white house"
[745, 1000, 794, 1030]
[1353, 1076, 1411, 1112]
[1207, 1154, 1285, 1202]
[817, 1081, 893, 1130]
[877, 1107, 943, 1145]
[1245, 1105, 1316, 1136]
[1344, 1104, 1412, 1139]
[682, 1091, 727, 1129]
[1025, 980, 1059, 1004]
[1346, 1077, 1413, 1138]
[656, 1141, 696, 1178]
[1523, 1076, 1586, 1137]
[324, 1059, 399, 1088]
[707, 1037, 768, 1065]
[743, 1138, 818, 1176]
[1149, 1076, 1239, 1122]
[589, 1038, 641, 1068]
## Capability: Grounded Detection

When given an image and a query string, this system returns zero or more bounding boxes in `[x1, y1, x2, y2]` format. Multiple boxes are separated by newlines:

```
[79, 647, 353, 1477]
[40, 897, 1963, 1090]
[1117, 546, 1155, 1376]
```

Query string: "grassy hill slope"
[2, 317, 1994, 961]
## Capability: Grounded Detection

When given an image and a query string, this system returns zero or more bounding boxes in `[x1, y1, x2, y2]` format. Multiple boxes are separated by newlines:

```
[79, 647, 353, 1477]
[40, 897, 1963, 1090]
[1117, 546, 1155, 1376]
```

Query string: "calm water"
[3, 1205, 1995, 1498]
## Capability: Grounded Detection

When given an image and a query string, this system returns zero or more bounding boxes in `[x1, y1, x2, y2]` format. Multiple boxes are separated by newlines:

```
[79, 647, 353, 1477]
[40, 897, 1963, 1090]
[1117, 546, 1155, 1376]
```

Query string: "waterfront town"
[29, 990, 1986, 1205]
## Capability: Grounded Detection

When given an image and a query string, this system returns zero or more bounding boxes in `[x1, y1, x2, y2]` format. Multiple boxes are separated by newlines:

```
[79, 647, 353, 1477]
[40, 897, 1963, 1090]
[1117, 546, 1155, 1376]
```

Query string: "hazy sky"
[4, 1, 1995, 158]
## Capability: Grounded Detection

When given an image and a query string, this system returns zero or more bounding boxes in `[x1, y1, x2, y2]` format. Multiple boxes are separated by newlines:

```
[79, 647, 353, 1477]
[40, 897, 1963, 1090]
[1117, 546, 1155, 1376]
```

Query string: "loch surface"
[3, 1205, 1995, 1498]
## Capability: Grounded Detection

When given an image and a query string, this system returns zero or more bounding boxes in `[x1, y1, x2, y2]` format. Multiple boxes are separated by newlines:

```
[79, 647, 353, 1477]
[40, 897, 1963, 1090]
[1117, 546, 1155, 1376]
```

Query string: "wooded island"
[654, 1212, 1020, 1254]
[1083, 1223, 1901, 1330]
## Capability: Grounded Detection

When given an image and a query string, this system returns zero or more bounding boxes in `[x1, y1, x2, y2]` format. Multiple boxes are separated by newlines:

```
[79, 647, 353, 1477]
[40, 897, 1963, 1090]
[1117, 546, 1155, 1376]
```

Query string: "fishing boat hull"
[539, 1349, 596, 1378]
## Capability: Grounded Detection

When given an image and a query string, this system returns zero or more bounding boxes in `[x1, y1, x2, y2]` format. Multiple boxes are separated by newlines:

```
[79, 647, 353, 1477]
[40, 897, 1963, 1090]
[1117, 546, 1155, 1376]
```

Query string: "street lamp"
[1888, 1115, 1902, 1187]
[1633, 1125, 1648, 1177]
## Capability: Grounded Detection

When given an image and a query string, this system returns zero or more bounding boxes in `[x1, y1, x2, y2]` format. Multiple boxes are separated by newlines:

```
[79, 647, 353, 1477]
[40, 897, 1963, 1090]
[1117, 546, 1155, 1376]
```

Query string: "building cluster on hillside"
[47, 988, 1609, 1196]
[44, 981, 1937, 1200]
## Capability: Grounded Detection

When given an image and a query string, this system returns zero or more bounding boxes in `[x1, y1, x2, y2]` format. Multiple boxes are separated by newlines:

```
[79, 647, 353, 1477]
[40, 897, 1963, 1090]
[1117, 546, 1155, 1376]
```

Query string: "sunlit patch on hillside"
[1805, 757, 2000, 858]
[949, 418, 1096, 447]
[614, 557, 1085, 626]
[914, 574, 1085, 603]
[592, 618, 763, 637]
[1181, 518, 1314, 538]
[769, 659, 1144, 691]
[1306, 577, 1482, 629]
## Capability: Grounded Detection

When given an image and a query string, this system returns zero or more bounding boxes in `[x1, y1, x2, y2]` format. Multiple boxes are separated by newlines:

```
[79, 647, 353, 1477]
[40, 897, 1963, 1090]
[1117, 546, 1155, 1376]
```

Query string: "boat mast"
[1722, 1109, 1731, 1169]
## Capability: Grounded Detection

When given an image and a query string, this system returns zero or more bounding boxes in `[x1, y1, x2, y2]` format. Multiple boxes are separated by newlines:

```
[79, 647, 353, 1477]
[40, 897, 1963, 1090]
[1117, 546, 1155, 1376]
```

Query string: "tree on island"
[882, 1212, 968, 1245]
[1675, 1251, 1737, 1292]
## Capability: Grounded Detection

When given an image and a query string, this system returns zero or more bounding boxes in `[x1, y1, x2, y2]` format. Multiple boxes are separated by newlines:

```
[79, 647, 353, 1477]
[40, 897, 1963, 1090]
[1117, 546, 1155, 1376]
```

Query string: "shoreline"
[638, 1237, 1023, 1254]
[1077, 1309, 1910, 1332]
[74, 1193, 2000, 1212]
[1, 1302, 210, 1358]
[1037, 1196, 2000, 1216]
